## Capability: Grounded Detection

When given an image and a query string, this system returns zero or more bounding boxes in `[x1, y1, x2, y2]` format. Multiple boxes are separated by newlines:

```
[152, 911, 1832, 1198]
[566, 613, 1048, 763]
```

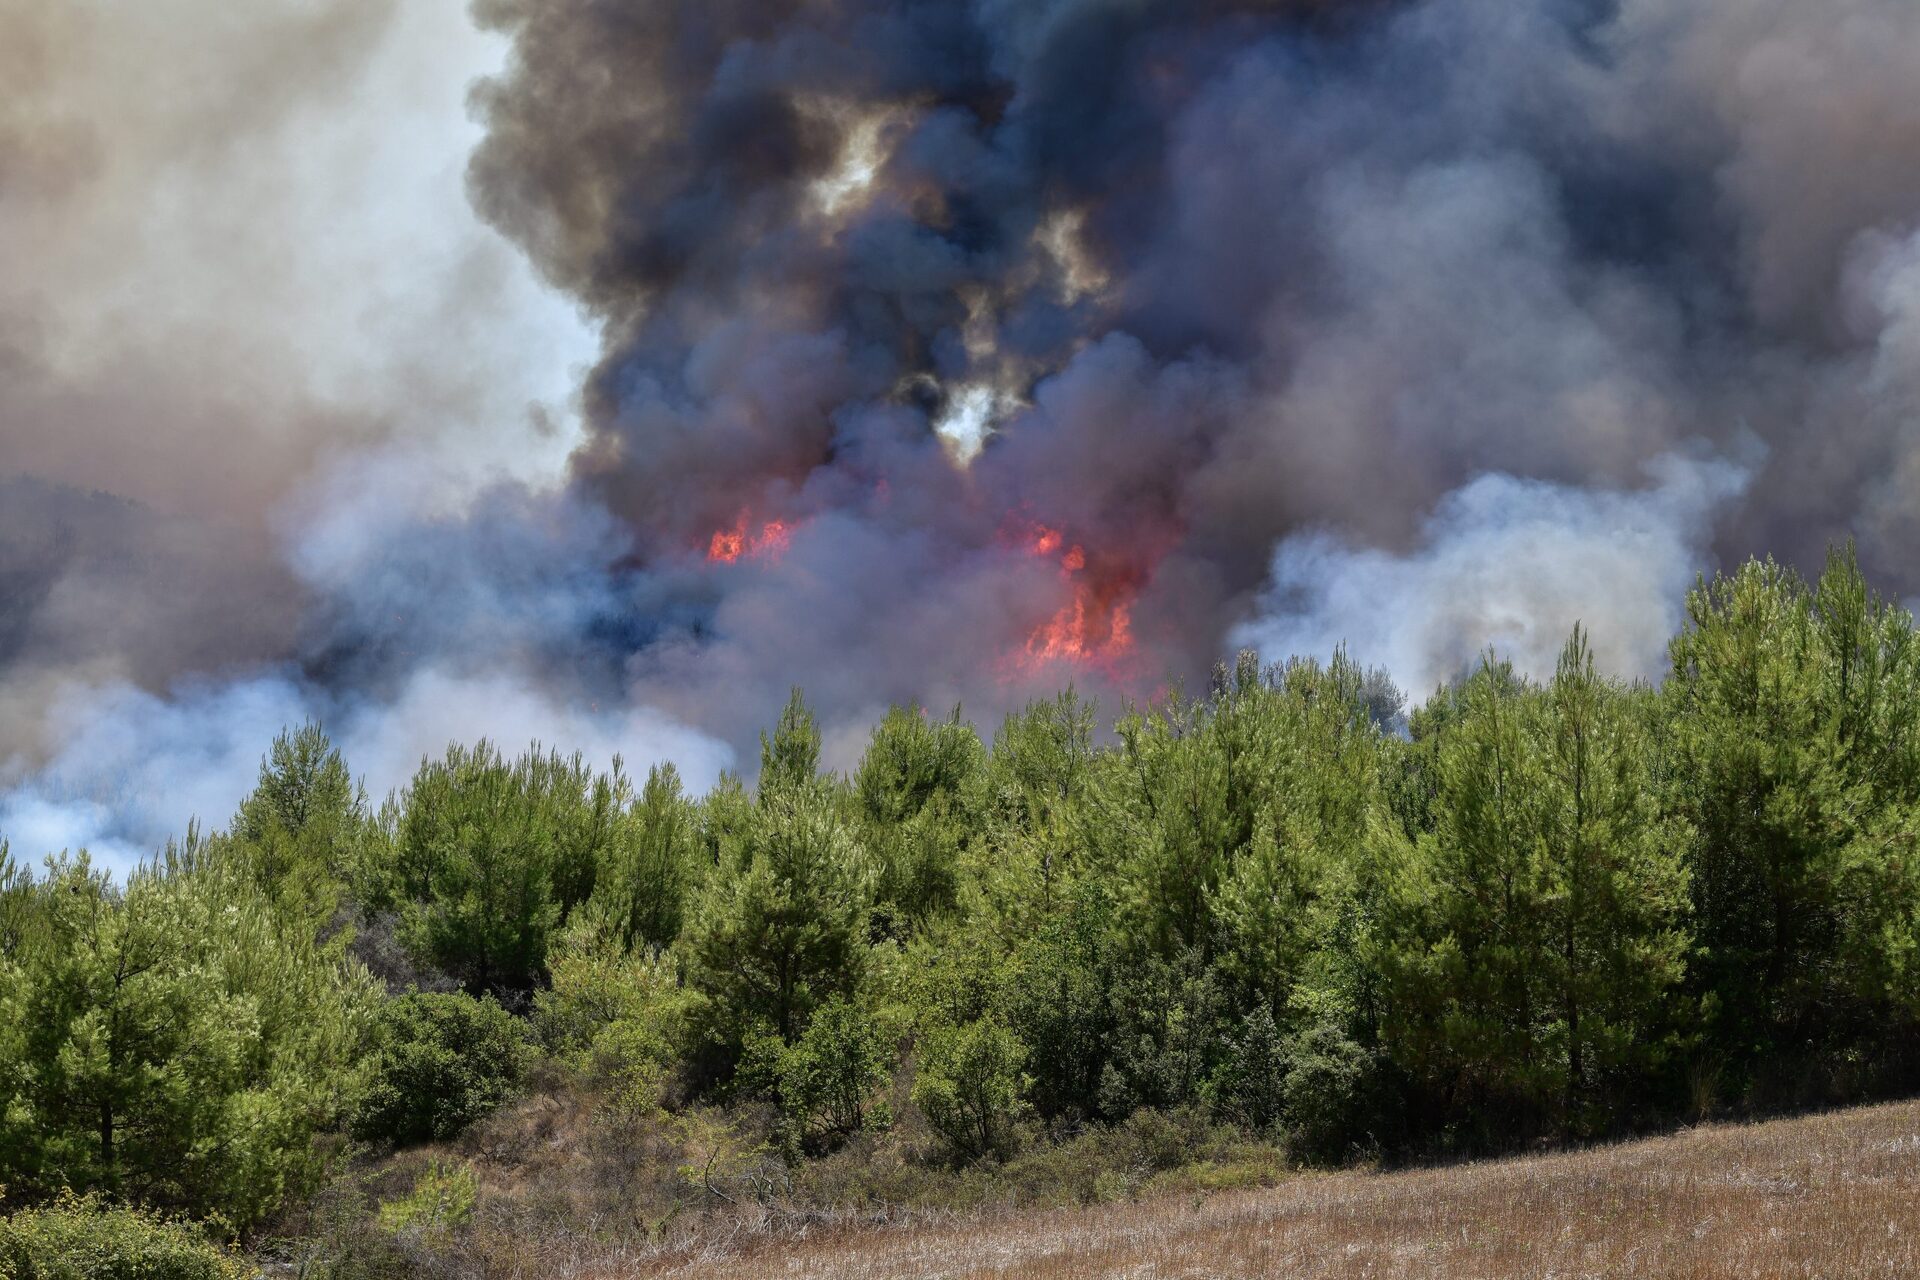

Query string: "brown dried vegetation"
[638, 1101, 1920, 1279]
[332, 1096, 1920, 1279]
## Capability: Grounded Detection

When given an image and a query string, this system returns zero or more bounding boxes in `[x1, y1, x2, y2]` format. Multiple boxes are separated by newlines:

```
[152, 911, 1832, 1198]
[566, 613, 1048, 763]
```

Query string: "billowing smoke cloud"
[0, 0, 717, 870]
[0, 0, 597, 743]
[0, 0, 590, 518]
[1234, 452, 1752, 699]
[9, 0, 1920, 866]
[459, 0, 1920, 701]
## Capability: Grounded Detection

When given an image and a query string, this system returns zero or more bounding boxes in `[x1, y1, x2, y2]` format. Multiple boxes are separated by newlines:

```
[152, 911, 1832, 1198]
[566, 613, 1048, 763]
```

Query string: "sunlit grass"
[606, 1100, 1920, 1279]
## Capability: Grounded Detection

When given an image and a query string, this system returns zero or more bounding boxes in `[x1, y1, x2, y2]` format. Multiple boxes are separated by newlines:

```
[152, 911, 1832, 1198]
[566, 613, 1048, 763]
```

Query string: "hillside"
[632, 1100, 1920, 1279]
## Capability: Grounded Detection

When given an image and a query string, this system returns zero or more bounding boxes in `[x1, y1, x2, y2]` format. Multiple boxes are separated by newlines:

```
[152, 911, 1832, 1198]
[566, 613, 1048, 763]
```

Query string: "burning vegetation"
[706, 515, 795, 564]
[1011, 521, 1141, 674]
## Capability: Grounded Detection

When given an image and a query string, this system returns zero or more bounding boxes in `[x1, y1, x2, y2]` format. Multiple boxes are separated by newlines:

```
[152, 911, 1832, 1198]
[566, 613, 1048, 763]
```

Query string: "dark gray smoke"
[462, 0, 1920, 725]
[8, 0, 1920, 869]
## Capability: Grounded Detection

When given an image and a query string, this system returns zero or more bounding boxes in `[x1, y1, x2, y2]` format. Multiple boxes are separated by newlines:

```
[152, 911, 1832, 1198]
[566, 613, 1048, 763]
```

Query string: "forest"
[6, 548, 1920, 1274]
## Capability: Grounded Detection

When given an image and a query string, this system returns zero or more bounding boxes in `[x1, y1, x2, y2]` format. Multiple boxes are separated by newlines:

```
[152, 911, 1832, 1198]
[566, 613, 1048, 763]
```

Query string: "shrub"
[912, 1016, 1029, 1161]
[778, 997, 893, 1152]
[376, 1159, 477, 1238]
[350, 993, 528, 1146]
[1282, 1020, 1383, 1163]
[0, 1193, 253, 1280]
[533, 916, 691, 1119]
[1210, 1006, 1288, 1134]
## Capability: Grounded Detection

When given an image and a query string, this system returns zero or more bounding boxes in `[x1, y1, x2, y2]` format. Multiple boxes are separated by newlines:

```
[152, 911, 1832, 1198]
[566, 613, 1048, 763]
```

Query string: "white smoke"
[1234, 452, 1753, 699]
[0, 1, 678, 878]
[0, 668, 732, 880]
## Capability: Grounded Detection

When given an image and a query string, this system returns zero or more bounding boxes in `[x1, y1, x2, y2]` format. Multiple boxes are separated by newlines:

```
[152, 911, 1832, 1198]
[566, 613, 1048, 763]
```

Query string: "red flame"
[1008, 521, 1141, 674]
[707, 514, 793, 564]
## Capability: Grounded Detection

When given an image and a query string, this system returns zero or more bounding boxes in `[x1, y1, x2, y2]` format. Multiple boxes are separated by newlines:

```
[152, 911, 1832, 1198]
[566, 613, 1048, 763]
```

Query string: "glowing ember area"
[706, 515, 794, 564]
[1011, 522, 1141, 672]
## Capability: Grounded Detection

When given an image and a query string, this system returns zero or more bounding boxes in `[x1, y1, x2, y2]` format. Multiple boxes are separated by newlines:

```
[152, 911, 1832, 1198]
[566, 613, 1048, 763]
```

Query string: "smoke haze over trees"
[7, 0, 1920, 873]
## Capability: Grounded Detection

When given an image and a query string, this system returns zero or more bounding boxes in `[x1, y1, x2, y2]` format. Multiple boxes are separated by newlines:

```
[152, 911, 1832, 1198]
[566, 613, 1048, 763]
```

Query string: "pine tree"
[1667, 550, 1920, 1098]
[385, 743, 617, 995]
[224, 723, 366, 935]
[590, 763, 699, 952]
[0, 853, 375, 1227]
[1393, 655, 1555, 1130]
[855, 706, 983, 930]
[682, 785, 871, 1054]
[761, 688, 823, 796]
[1534, 628, 1690, 1131]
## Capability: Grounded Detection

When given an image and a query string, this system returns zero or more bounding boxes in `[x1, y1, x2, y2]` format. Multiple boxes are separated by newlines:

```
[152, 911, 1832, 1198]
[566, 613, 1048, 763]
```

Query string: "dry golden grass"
[621, 1100, 1920, 1279]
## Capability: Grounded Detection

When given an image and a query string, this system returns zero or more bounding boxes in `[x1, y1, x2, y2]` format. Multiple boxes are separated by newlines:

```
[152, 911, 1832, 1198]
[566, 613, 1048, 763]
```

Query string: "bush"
[0, 1194, 253, 1280]
[1282, 1020, 1383, 1163]
[350, 993, 528, 1146]
[778, 997, 893, 1152]
[1210, 1006, 1288, 1134]
[376, 1159, 477, 1238]
[532, 917, 687, 1115]
[912, 1016, 1029, 1161]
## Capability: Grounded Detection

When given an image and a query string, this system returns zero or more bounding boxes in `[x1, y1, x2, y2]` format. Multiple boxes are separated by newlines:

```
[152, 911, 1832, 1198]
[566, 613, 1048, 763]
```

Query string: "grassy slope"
[626, 1100, 1920, 1279]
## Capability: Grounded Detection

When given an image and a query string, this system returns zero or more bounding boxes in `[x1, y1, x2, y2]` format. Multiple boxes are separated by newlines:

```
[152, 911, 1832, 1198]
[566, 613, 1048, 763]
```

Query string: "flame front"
[1012, 522, 1140, 673]
[707, 514, 794, 564]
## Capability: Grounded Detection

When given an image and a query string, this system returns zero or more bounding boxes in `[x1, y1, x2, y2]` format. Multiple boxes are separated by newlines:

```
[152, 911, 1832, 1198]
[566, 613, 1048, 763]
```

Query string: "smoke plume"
[9, 0, 1920, 870]
[1234, 451, 1752, 699]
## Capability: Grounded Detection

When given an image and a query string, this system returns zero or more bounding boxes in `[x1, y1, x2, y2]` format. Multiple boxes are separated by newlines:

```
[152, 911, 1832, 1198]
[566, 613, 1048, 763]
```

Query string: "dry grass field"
[621, 1100, 1920, 1279]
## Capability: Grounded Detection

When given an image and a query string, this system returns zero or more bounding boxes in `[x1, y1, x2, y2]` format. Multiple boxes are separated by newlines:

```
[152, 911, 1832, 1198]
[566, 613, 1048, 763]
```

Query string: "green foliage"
[1098, 949, 1225, 1117]
[855, 706, 984, 830]
[1665, 548, 1920, 1101]
[1209, 1006, 1287, 1134]
[587, 763, 700, 953]
[225, 724, 365, 934]
[1209, 654, 1391, 1014]
[682, 782, 872, 1058]
[1003, 887, 1122, 1122]
[0, 1193, 254, 1280]
[1279, 1020, 1384, 1163]
[348, 993, 527, 1146]
[373, 742, 621, 994]
[855, 706, 982, 931]
[776, 997, 893, 1152]
[374, 1160, 476, 1237]
[760, 688, 823, 796]
[966, 691, 1098, 936]
[532, 916, 686, 1115]
[912, 1016, 1029, 1162]
[0, 853, 375, 1228]
[0, 846, 39, 963]
[1376, 635, 1692, 1138]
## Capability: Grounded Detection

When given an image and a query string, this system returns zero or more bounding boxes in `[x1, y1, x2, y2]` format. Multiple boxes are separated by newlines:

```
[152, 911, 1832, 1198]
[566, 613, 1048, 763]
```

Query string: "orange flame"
[1009, 521, 1140, 673]
[707, 514, 794, 564]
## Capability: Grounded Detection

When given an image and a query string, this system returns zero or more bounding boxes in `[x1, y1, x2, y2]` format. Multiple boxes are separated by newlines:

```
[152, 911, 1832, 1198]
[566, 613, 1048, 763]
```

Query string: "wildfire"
[706, 514, 794, 564]
[1010, 522, 1140, 673]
